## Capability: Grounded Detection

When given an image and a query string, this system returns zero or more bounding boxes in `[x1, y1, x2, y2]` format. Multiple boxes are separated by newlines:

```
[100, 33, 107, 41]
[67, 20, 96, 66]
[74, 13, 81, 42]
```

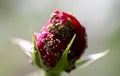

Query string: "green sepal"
[32, 51, 42, 68]
[32, 32, 42, 68]
[51, 34, 76, 73]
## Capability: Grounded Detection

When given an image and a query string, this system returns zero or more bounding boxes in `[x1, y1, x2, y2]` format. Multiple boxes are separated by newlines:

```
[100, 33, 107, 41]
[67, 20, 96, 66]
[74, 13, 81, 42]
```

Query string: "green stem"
[45, 71, 61, 76]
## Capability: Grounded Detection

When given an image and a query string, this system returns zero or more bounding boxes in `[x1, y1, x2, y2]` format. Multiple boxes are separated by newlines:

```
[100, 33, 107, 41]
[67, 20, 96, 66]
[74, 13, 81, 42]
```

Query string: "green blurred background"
[0, 0, 120, 76]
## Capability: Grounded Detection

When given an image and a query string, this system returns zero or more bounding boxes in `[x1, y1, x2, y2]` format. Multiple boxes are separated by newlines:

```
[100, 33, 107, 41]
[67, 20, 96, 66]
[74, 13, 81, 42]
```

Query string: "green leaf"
[32, 32, 42, 68]
[32, 51, 42, 68]
[51, 34, 76, 73]
[76, 49, 110, 70]
[11, 38, 33, 58]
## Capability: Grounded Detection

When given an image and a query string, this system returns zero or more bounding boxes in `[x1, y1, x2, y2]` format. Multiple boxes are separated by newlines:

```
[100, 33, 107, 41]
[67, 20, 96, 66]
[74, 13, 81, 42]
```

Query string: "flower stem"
[45, 71, 61, 76]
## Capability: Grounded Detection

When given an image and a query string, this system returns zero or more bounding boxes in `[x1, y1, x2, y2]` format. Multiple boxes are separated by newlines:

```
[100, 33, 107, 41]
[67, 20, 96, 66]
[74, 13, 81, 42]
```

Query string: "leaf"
[32, 51, 42, 68]
[11, 38, 33, 58]
[76, 49, 110, 70]
[51, 34, 76, 73]
[32, 33, 42, 68]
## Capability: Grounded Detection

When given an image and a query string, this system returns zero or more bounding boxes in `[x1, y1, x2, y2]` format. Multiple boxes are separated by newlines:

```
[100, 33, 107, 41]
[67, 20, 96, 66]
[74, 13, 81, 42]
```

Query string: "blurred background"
[0, 0, 120, 76]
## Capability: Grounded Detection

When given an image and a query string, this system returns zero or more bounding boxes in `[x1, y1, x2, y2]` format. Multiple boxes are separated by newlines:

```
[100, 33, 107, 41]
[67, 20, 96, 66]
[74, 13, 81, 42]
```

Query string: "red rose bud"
[34, 10, 87, 71]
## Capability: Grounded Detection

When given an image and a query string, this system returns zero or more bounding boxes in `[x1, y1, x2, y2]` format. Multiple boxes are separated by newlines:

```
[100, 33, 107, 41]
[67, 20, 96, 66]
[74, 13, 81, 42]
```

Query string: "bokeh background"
[0, 0, 120, 76]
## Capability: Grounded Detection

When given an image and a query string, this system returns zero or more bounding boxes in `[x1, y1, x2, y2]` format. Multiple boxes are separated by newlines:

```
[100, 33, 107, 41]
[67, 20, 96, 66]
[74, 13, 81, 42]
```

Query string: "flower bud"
[33, 10, 87, 72]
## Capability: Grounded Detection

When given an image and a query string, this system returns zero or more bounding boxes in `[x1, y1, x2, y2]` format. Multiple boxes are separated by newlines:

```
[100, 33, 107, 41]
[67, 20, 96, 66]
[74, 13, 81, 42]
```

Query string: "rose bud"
[33, 10, 87, 72]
